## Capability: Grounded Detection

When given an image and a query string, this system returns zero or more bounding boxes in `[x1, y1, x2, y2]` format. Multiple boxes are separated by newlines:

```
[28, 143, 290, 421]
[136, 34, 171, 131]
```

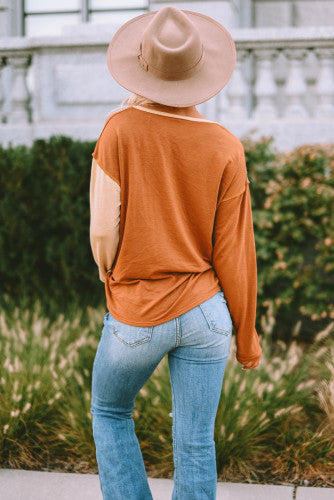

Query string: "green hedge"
[0, 136, 104, 315]
[0, 135, 333, 338]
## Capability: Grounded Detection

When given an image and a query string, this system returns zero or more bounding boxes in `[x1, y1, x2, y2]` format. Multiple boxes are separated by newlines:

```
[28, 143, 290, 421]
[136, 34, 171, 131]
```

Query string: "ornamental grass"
[0, 299, 333, 486]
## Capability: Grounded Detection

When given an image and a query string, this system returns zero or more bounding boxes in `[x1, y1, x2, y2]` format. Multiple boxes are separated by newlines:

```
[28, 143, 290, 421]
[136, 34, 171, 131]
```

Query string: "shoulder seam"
[217, 178, 250, 206]
[98, 107, 129, 136]
[92, 153, 121, 188]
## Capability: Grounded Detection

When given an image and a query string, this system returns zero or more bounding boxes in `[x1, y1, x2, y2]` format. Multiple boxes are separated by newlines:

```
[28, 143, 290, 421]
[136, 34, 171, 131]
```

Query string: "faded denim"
[90, 290, 233, 500]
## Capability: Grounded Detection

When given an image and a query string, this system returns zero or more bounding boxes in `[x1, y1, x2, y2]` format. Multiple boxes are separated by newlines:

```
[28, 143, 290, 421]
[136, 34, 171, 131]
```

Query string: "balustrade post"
[0, 57, 5, 123]
[314, 48, 334, 118]
[282, 48, 308, 118]
[252, 49, 279, 119]
[7, 54, 31, 124]
[226, 49, 249, 119]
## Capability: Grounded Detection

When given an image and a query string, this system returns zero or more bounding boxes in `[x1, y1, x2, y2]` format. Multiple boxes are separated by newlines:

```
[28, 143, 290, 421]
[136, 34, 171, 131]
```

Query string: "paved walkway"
[0, 469, 333, 500]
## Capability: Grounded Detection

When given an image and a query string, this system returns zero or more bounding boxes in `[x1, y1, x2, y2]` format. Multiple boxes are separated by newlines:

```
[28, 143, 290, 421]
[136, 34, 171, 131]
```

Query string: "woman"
[89, 5, 262, 500]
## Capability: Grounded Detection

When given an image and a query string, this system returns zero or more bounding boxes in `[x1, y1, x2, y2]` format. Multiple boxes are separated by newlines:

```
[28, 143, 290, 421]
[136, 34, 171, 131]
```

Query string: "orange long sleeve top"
[90, 105, 262, 364]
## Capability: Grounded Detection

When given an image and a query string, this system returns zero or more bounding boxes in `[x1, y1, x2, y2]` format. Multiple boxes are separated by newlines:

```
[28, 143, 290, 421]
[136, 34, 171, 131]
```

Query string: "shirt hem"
[106, 286, 222, 327]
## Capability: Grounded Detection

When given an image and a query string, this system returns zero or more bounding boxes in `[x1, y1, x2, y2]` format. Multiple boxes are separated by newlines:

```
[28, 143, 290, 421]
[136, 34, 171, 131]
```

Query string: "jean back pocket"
[105, 313, 152, 347]
[199, 291, 233, 335]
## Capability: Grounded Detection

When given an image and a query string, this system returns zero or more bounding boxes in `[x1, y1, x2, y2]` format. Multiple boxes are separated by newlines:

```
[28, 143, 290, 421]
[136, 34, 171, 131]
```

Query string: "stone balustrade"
[0, 26, 333, 150]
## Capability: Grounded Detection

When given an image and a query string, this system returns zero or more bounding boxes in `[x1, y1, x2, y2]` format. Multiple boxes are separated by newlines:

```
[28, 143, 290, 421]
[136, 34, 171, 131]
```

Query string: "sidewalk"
[0, 469, 333, 500]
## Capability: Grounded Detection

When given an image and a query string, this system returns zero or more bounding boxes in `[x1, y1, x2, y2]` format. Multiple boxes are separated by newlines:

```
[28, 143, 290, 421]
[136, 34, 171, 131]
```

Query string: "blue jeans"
[90, 290, 233, 500]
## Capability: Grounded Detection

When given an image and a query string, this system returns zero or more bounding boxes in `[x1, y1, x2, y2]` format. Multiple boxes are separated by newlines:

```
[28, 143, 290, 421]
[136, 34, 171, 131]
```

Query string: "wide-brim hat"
[106, 5, 236, 107]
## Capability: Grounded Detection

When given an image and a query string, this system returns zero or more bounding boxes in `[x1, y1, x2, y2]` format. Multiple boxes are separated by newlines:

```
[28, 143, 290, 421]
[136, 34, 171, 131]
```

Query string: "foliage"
[0, 136, 104, 318]
[0, 301, 333, 486]
[243, 136, 334, 340]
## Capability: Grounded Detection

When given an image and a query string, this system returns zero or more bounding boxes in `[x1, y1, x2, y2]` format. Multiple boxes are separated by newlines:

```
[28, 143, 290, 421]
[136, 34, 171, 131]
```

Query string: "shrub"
[243, 137, 334, 342]
[0, 136, 104, 318]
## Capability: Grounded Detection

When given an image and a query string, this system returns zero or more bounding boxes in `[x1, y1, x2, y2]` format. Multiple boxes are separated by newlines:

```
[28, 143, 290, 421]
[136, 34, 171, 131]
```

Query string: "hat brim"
[106, 9, 236, 107]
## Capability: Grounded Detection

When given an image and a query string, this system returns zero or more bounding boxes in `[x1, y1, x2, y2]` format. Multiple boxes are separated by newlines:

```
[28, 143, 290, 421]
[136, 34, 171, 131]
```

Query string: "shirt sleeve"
[89, 157, 121, 282]
[212, 146, 262, 364]
[92, 114, 120, 186]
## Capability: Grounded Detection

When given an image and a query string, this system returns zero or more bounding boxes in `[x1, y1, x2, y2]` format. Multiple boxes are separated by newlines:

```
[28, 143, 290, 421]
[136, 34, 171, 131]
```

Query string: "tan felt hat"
[106, 5, 237, 107]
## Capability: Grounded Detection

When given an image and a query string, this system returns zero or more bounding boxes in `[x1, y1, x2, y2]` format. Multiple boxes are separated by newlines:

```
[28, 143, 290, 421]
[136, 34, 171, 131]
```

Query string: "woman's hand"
[241, 359, 260, 370]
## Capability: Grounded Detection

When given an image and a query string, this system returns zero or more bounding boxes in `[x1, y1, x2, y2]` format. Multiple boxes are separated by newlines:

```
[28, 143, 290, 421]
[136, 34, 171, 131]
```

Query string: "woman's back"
[93, 107, 237, 310]
[91, 104, 260, 364]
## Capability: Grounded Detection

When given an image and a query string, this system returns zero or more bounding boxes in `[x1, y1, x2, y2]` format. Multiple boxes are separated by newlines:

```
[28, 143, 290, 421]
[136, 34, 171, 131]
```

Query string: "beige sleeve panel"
[89, 157, 121, 282]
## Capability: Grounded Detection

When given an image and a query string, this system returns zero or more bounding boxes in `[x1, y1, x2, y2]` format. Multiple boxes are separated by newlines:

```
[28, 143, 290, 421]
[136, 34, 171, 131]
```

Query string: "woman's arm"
[212, 149, 262, 366]
[89, 157, 121, 282]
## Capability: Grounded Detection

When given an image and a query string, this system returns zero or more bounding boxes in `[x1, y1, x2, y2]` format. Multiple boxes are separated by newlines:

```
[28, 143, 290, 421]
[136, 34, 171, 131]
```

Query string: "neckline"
[131, 105, 219, 124]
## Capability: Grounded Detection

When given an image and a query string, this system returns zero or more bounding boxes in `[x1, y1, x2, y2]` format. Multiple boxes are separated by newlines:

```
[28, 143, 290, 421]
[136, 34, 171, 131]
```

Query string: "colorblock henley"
[90, 105, 262, 364]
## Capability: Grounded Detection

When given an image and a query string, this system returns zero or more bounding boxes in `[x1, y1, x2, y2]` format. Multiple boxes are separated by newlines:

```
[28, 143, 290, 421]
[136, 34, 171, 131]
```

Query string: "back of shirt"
[92, 105, 262, 364]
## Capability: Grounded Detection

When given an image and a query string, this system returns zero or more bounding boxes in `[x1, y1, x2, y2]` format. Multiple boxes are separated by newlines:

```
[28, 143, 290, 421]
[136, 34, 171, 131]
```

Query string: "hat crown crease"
[140, 6, 203, 80]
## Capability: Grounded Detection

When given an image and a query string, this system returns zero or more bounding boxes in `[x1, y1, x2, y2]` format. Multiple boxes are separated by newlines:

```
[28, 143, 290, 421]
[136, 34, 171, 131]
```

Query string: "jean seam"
[170, 370, 178, 499]
[168, 352, 229, 364]
[175, 317, 181, 347]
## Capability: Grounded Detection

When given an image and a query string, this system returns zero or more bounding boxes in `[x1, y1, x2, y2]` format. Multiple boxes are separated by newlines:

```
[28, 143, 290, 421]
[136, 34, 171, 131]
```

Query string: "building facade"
[1, 0, 334, 150]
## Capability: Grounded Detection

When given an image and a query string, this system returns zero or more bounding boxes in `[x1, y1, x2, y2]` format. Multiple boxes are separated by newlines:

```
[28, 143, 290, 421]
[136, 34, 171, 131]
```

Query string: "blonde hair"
[120, 92, 160, 108]
[108, 93, 161, 115]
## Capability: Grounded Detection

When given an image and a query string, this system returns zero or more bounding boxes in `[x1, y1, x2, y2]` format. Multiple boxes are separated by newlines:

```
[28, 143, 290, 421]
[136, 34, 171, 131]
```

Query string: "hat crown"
[139, 6, 203, 81]
[106, 5, 237, 106]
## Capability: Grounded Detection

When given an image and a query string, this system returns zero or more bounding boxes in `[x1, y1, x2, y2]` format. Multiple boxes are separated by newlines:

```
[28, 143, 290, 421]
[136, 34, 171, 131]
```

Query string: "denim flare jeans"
[90, 290, 233, 500]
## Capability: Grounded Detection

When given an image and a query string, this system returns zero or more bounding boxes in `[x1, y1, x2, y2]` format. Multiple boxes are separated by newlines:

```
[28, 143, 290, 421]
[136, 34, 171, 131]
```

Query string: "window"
[22, 0, 150, 36]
